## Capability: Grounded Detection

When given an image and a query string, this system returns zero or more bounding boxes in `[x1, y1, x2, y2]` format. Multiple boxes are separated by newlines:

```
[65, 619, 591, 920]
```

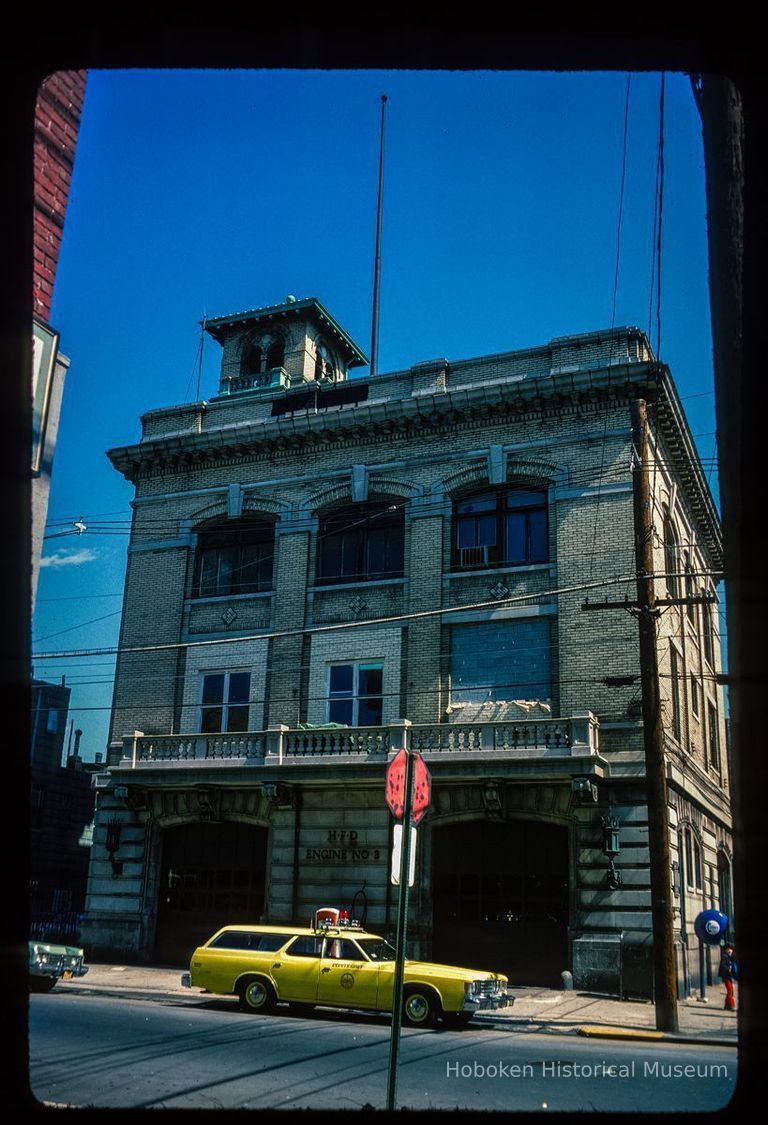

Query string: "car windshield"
[357, 938, 397, 962]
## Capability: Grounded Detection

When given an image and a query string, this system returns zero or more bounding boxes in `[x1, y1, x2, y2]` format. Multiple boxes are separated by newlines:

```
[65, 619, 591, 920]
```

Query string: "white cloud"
[40, 548, 98, 569]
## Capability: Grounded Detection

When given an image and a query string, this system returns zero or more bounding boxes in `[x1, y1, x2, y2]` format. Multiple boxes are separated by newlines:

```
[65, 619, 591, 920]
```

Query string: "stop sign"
[385, 750, 431, 823]
[385, 749, 407, 819]
[411, 753, 431, 825]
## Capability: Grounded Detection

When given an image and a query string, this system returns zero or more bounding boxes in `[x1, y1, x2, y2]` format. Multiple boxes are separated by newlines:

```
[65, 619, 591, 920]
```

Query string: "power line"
[32, 568, 723, 663]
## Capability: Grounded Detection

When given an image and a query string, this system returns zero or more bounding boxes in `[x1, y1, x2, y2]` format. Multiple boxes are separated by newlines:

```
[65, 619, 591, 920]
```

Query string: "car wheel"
[403, 987, 438, 1028]
[443, 1012, 473, 1029]
[238, 977, 277, 1014]
[29, 976, 57, 993]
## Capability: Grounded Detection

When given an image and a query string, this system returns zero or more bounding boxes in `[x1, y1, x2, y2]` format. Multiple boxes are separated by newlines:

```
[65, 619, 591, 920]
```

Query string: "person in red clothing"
[718, 943, 738, 1011]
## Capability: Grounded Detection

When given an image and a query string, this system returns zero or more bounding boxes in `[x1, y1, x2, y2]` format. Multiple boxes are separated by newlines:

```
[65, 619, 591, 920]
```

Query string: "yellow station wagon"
[181, 919, 511, 1027]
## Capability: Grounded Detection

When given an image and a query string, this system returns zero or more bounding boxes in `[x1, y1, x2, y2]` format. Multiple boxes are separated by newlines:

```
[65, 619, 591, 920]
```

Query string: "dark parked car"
[28, 940, 89, 992]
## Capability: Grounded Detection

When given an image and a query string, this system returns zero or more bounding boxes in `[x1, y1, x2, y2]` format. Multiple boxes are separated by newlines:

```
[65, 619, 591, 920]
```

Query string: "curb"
[53, 984, 739, 1047]
[577, 1025, 737, 1047]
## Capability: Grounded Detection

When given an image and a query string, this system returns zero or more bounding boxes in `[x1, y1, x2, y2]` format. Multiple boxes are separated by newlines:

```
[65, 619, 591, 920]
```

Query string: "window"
[693, 837, 703, 890]
[314, 340, 336, 382]
[200, 672, 251, 733]
[663, 507, 680, 599]
[286, 936, 324, 958]
[702, 595, 717, 667]
[46, 707, 60, 733]
[266, 339, 284, 369]
[317, 502, 404, 585]
[193, 518, 274, 597]
[454, 487, 548, 569]
[450, 619, 551, 703]
[324, 939, 362, 960]
[684, 828, 693, 888]
[327, 663, 383, 726]
[684, 826, 703, 890]
[242, 342, 262, 376]
[707, 701, 720, 771]
[690, 675, 700, 719]
[669, 646, 682, 742]
[209, 930, 287, 951]
[684, 551, 697, 624]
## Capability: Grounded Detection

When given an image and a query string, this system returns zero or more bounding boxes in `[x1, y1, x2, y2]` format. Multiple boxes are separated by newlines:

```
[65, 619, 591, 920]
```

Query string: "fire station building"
[82, 297, 732, 996]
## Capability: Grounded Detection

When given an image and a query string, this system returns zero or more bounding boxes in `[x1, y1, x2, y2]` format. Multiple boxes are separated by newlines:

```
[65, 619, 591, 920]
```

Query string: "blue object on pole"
[693, 909, 729, 945]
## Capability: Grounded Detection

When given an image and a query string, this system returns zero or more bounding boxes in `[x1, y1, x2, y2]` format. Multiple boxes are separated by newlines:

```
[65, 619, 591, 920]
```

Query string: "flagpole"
[370, 94, 387, 378]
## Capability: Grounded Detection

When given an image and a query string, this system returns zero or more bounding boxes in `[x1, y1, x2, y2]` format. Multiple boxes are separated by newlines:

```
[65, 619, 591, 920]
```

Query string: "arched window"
[684, 826, 703, 891]
[453, 485, 548, 569]
[193, 517, 275, 597]
[702, 593, 717, 667]
[266, 338, 285, 370]
[241, 342, 263, 377]
[314, 340, 336, 382]
[683, 549, 697, 624]
[663, 507, 679, 598]
[317, 501, 404, 585]
[717, 850, 733, 922]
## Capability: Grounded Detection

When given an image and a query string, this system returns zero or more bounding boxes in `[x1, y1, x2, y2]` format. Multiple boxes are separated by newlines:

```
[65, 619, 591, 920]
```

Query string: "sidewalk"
[58, 964, 738, 1046]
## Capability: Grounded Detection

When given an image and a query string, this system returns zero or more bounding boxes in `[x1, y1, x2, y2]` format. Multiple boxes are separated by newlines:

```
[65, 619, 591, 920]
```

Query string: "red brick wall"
[33, 70, 87, 321]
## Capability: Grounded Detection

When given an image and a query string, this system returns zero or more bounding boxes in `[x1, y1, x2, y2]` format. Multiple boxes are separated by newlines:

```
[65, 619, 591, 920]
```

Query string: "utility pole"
[582, 396, 681, 1032]
[630, 396, 679, 1033]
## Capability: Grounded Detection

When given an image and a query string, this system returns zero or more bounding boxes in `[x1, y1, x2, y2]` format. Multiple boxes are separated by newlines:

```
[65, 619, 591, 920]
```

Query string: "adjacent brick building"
[82, 297, 732, 995]
[32, 69, 87, 604]
[30, 680, 99, 941]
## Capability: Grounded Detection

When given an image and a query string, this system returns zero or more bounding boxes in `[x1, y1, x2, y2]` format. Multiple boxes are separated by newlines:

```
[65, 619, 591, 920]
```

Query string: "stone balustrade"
[119, 712, 598, 767]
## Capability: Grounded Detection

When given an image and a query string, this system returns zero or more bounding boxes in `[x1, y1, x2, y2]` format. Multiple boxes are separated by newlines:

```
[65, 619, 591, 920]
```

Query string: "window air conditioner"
[458, 545, 489, 566]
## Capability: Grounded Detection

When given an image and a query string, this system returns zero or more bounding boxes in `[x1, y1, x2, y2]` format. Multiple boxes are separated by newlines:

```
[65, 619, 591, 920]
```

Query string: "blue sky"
[32, 69, 721, 761]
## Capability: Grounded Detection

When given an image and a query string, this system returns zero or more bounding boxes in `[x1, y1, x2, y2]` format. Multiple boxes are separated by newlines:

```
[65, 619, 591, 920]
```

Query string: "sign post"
[693, 909, 728, 1004]
[385, 737, 431, 1112]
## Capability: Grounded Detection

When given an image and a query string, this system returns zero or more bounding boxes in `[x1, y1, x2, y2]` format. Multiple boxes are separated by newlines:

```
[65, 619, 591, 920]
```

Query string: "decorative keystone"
[350, 597, 368, 619]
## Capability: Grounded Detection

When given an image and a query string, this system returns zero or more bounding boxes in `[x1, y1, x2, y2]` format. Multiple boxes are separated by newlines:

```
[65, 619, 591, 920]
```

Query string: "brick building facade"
[32, 70, 87, 604]
[82, 297, 732, 995]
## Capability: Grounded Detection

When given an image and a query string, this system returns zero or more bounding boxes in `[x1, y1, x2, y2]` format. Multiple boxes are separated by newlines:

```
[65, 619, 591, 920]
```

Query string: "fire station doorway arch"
[431, 818, 569, 987]
[154, 821, 267, 966]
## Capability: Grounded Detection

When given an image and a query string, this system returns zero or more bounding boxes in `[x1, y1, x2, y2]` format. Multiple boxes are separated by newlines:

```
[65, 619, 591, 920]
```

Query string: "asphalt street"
[28, 991, 736, 1112]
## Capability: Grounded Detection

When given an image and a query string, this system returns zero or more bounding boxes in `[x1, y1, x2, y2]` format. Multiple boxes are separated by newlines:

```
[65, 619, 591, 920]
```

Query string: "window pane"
[366, 528, 388, 576]
[505, 512, 526, 563]
[226, 705, 249, 733]
[477, 515, 497, 547]
[339, 531, 362, 576]
[358, 696, 383, 726]
[228, 673, 250, 705]
[507, 489, 546, 509]
[359, 665, 383, 695]
[202, 675, 225, 706]
[287, 936, 323, 957]
[329, 699, 354, 724]
[528, 508, 548, 561]
[240, 545, 268, 591]
[199, 551, 219, 596]
[320, 535, 342, 579]
[457, 517, 476, 550]
[329, 665, 353, 695]
[217, 548, 235, 593]
[201, 706, 223, 733]
[458, 494, 496, 514]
